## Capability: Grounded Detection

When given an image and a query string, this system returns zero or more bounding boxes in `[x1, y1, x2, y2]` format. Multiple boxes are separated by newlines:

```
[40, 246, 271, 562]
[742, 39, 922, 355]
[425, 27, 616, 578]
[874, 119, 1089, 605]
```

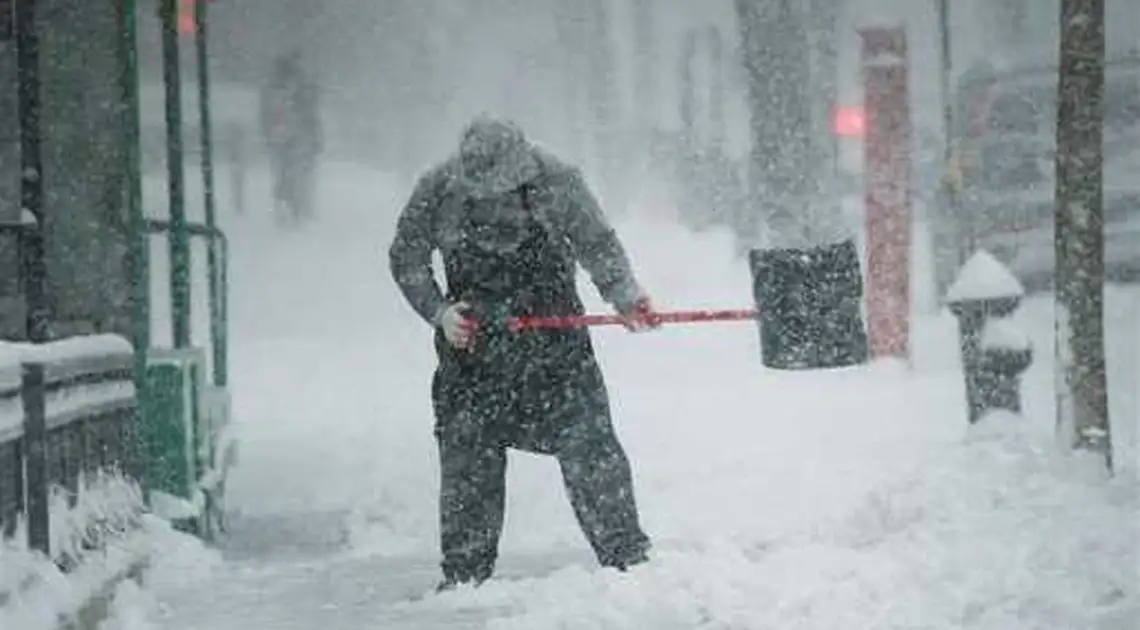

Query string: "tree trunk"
[1054, 0, 1112, 472]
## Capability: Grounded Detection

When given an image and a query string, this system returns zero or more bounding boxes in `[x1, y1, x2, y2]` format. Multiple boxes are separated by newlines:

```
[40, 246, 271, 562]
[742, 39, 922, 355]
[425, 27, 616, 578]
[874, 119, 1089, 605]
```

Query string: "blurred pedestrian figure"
[260, 50, 322, 225]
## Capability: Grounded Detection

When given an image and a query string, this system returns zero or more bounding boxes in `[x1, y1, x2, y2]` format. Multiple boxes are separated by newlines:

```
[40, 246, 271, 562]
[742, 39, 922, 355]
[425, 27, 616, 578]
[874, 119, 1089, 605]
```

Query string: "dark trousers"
[431, 342, 650, 584]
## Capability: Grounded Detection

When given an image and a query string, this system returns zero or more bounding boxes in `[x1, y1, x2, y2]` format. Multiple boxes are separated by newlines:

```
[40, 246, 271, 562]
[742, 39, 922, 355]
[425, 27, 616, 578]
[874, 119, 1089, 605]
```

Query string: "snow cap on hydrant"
[945, 250, 1025, 304]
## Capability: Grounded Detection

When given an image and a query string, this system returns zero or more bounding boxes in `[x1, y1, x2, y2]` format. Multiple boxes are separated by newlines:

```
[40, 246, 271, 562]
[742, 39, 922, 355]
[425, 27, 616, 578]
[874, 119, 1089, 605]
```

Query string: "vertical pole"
[15, 0, 47, 344]
[194, 0, 225, 387]
[1055, 0, 1111, 472]
[160, 0, 191, 349]
[936, 0, 953, 167]
[120, 0, 149, 379]
[21, 362, 48, 555]
[1, 0, 11, 39]
[119, 0, 152, 494]
[932, 0, 966, 299]
[860, 26, 912, 361]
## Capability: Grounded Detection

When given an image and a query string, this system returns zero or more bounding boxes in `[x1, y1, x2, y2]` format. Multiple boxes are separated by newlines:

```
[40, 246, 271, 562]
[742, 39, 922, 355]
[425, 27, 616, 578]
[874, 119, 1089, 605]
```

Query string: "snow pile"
[397, 420, 1137, 630]
[1, 511, 218, 630]
[95, 520, 222, 630]
[0, 529, 72, 630]
[49, 472, 146, 572]
[0, 474, 166, 630]
[97, 579, 157, 630]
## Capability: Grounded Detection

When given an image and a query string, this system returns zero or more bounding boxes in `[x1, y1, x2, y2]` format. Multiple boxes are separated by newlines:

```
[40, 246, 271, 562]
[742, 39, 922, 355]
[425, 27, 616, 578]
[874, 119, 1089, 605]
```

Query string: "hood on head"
[457, 115, 542, 199]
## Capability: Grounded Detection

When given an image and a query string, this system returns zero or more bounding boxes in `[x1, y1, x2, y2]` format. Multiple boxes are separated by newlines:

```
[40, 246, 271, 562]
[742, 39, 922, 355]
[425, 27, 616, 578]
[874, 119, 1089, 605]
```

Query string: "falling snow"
[3, 1, 1139, 629]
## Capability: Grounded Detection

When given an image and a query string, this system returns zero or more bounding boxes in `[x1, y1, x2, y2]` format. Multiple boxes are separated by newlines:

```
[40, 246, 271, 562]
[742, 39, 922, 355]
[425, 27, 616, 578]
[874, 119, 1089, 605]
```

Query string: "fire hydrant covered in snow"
[945, 251, 1033, 424]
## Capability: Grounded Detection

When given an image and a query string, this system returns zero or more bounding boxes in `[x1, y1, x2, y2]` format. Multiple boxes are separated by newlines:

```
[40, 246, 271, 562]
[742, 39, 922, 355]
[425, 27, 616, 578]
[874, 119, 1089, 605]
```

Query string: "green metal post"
[160, 0, 191, 349]
[193, 0, 226, 387]
[120, 0, 149, 379]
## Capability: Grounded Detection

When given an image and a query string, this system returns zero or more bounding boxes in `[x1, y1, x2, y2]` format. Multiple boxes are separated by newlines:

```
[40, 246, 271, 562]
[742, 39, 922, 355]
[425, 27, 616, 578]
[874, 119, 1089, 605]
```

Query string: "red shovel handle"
[508, 308, 758, 333]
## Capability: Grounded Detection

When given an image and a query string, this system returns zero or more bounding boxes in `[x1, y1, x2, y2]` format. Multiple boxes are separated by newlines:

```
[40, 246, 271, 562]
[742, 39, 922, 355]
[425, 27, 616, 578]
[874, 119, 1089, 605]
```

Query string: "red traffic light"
[833, 105, 866, 138]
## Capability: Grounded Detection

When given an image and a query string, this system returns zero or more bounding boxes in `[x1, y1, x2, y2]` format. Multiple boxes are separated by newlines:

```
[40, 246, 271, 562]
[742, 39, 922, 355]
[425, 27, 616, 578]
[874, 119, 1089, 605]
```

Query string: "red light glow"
[179, 0, 196, 35]
[833, 106, 866, 138]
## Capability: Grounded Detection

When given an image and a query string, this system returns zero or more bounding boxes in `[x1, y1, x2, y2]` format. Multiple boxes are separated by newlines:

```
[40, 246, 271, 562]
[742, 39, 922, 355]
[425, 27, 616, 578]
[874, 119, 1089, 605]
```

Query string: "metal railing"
[144, 218, 229, 387]
[0, 337, 141, 570]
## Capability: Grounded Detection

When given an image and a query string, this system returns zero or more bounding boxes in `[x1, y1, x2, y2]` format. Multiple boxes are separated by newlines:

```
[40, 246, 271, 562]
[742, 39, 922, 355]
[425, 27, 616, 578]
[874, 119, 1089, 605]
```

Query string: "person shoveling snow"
[389, 115, 661, 591]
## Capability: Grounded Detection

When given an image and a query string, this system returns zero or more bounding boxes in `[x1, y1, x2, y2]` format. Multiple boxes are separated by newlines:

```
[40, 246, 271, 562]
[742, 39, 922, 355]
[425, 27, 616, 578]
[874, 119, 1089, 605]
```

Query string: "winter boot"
[436, 560, 494, 593]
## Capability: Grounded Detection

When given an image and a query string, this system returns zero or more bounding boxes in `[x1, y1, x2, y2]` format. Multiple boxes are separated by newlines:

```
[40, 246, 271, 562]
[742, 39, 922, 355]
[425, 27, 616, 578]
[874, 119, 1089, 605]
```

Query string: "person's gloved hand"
[620, 295, 662, 332]
[437, 302, 480, 350]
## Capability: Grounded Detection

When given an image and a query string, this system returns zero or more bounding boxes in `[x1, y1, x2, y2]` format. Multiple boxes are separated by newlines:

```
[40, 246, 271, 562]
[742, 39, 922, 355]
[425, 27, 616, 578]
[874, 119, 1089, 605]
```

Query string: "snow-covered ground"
[20, 160, 1137, 629]
[0, 475, 170, 630]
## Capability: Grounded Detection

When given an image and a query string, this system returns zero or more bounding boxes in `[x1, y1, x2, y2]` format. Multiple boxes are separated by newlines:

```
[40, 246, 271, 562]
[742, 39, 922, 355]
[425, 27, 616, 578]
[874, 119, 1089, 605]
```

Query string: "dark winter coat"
[389, 144, 644, 328]
[389, 134, 642, 452]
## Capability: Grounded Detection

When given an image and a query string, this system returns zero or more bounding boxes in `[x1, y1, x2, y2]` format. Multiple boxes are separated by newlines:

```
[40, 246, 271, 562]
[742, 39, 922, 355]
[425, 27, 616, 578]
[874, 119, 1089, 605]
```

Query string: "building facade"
[0, 0, 134, 340]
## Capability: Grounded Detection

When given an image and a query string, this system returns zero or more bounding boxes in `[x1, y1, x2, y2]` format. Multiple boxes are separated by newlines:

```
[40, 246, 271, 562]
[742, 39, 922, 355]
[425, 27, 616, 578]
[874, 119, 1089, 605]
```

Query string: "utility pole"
[1054, 0, 1112, 473]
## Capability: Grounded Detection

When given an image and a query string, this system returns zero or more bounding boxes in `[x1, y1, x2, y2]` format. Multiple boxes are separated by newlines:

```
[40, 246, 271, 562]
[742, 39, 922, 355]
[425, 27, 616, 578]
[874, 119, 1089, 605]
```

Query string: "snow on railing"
[0, 335, 143, 576]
